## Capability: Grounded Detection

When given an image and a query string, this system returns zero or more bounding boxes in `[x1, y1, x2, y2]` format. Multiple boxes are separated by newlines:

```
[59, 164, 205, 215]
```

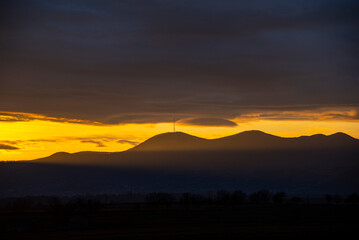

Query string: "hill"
[1, 130, 358, 197]
[36, 131, 359, 163]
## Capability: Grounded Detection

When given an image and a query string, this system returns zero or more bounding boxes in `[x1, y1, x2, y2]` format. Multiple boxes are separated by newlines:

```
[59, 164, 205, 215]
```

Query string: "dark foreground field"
[1, 194, 359, 240]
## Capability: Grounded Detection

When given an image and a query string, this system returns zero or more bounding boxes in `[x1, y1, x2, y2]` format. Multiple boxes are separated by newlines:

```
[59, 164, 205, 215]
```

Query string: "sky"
[0, 0, 358, 160]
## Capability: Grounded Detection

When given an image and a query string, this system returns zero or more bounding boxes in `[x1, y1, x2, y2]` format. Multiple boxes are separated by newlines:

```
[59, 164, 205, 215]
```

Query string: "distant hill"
[131, 130, 359, 151]
[30, 130, 359, 171]
[31, 131, 359, 168]
[130, 132, 208, 151]
[1, 130, 358, 197]
[34, 130, 359, 165]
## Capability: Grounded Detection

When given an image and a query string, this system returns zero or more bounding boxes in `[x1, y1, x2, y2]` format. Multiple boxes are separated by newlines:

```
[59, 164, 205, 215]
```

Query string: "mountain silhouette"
[129, 130, 281, 151]
[30, 130, 359, 166]
[130, 132, 208, 151]
[130, 130, 359, 151]
[1, 130, 358, 197]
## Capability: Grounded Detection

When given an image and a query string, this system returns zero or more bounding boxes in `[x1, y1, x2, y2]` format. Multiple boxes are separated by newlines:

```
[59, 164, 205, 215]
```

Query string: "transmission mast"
[173, 117, 176, 132]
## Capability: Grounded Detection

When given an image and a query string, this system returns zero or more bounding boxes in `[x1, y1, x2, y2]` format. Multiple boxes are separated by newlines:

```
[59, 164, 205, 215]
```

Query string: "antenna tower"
[173, 117, 176, 132]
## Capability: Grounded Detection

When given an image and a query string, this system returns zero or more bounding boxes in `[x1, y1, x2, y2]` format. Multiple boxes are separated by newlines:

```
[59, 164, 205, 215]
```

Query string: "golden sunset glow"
[2, 2, 359, 235]
[1, 111, 358, 161]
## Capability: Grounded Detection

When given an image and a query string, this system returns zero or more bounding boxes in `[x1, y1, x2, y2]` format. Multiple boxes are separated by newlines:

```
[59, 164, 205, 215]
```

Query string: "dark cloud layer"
[180, 118, 237, 127]
[0, 0, 358, 124]
[0, 111, 100, 124]
[117, 140, 139, 146]
[80, 140, 106, 147]
[0, 144, 19, 150]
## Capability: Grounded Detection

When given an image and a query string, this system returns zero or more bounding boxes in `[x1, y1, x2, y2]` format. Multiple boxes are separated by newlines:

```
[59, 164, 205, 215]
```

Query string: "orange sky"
[0, 111, 358, 161]
[1, 1, 358, 162]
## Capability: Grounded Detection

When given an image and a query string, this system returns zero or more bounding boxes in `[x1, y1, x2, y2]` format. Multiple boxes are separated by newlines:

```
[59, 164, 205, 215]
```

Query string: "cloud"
[0, 112, 100, 125]
[0, 139, 60, 145]
[102, 113, 192, 125]
[236, 108, 359, 122]
[1, 106, 358, 127]
[117, 140, 139, 146]
[180, 118, 237, 127]
[0, 136, 120, 149]
[80, 140, 106, 147]
[0, 143, 19, 150]
[0, 0, 358, 124]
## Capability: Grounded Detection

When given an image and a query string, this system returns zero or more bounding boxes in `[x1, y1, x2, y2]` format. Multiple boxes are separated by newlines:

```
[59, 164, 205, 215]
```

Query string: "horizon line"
[4, 129, 356, 162]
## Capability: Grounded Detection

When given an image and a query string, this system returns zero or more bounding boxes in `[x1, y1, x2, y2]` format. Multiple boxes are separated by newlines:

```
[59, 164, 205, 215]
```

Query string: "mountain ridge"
[3, 130, 359, 197]
[31, 130, 359, 164]
[131, 130, 359, 151]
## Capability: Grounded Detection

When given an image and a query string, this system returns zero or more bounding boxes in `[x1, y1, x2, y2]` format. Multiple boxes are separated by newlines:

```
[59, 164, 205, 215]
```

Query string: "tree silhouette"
[8, 197, 33, 213]
[289, 196, 303, 205]
[345, 193, 359, 204]
[325, 194, 333, 204]
[180, 192, 207, 207]
[230, 190, 247, 206]
[70, 197, 102, 214]
[272, 192, 286, 205]
[216, 190, 231, 205]
[333, 194, 342, 204]
[145, 192, 174, 206]
[249, 190, 271, 205]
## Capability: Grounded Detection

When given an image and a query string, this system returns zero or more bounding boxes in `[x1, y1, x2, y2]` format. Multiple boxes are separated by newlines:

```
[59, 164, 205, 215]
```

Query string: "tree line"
[2, 191, 359, 213]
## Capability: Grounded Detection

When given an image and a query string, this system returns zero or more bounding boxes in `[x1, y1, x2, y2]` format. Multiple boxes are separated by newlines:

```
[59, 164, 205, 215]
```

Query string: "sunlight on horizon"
[1, 116, 358, 161]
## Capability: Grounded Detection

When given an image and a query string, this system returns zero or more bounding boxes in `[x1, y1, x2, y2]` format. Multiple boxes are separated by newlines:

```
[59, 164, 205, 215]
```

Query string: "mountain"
[130, 132, 208, 151]
[31, 130, 359, 165]
[1, 130, 358, 197]
[132, 130, 359, 151]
